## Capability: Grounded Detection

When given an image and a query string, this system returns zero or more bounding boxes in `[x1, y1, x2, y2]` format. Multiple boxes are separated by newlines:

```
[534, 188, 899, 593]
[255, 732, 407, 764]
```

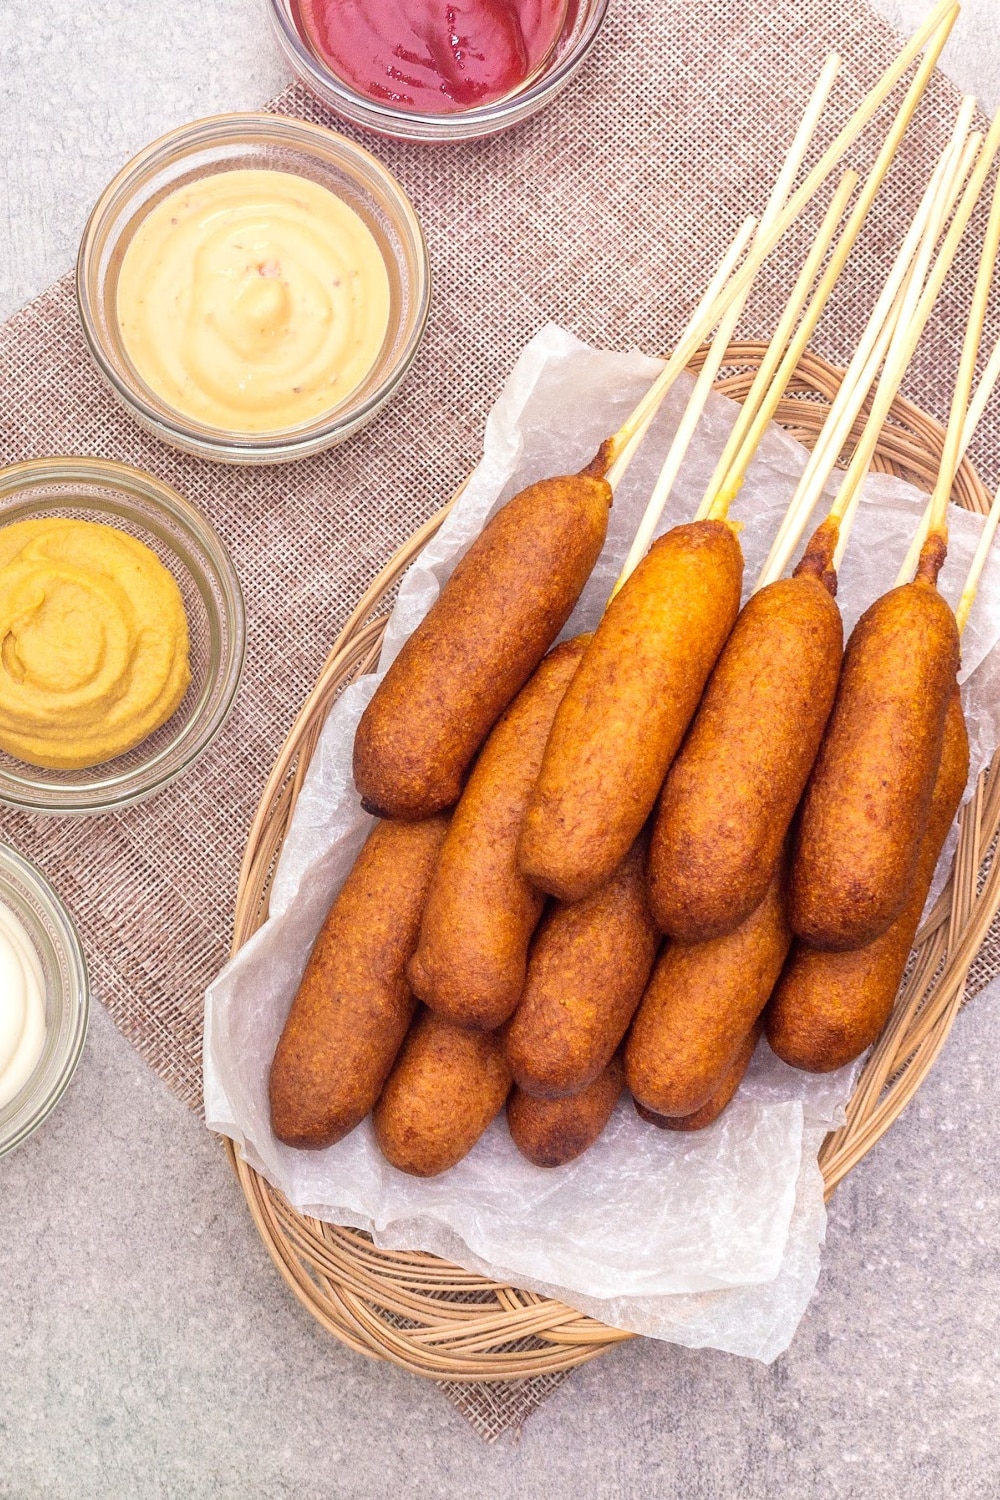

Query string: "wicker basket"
[226, 342, 1000, 1382]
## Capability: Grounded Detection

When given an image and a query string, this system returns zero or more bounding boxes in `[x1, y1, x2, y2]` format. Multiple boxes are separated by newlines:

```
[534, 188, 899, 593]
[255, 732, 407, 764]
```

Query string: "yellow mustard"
[115, 168, 391, 433]
[0, 519, 191, 770]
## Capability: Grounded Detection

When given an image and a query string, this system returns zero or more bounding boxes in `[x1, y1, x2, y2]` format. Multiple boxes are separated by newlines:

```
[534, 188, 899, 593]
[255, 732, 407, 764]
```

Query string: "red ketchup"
[295, 0, 569, 113]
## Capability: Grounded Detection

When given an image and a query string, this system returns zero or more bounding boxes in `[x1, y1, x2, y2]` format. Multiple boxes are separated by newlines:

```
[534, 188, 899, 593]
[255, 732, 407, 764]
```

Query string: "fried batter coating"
[520, 520, 743, 902]
[634, 1021, 761, 1131]
[650, 573, 842, 942]
[507, 1056, 624, 1167]
[409, 637, 588, 1031]
[790, 579, 959, 950]
[353, 472, 611, 820]
[373, 1010, 512, 1176]
[769, 685, 968, 1071]
[506, 836, 658, 1097]
[269, 815, 448, 1150]
[625, 863, 790, 1118]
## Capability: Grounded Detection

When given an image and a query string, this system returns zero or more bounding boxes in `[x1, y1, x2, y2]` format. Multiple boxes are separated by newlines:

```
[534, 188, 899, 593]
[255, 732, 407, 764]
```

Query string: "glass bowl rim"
[0, 454, 246, 814]
[75, 111, 431, 458]
[0, 841, 90, 1157]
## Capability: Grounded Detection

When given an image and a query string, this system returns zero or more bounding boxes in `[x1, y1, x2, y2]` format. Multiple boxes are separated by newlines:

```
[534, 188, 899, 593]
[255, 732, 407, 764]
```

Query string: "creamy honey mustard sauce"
[0, 519, 191, 770]
[116, 168, 391, 433]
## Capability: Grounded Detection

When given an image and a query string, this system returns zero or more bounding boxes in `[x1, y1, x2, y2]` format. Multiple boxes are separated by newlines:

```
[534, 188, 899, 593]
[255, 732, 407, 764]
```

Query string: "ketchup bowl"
[267, 0, 609, 143]
[0, 845, 89, 1159]
[77, 114, 430, 464]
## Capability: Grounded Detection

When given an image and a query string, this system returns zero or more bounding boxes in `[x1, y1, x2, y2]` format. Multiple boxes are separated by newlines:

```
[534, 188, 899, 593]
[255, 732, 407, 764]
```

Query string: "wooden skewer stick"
[827, 119, 988, 571]
[924, 143, 1000, 550]
[698, 32, 950, 521]
[962, 325, 1000, 446]
[899, 326, 1000, 579]
[668, 54, 845, 511]
[956, 479, 1000, 634]
[895, 116, 1000, 583]
[692, 173, 859, 524]
[684, 1, 958, 361]
[754, 110, 974, 588]
[703, 51, 842, 369]
[760, 122, 972, 581]
[603, 215, 757, 491]
[768, 111, 977, 579]
[699, 173, 861, 523]
[609, 57, 843, 587]
[603, 4, 957, 487]
[905, 110, 1000, 350]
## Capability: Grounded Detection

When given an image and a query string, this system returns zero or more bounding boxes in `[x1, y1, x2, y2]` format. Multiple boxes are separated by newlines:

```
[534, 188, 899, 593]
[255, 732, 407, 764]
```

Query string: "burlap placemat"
[3, 0, 1000, 1442]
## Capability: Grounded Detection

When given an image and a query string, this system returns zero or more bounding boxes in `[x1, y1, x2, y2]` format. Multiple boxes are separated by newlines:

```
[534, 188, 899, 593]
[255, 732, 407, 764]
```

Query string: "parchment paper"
[204, 325, 1000, 1360]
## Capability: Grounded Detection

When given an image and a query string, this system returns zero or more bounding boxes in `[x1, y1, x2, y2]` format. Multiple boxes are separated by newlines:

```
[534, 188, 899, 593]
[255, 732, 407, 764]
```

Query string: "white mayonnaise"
[0, 900, 47, 1110]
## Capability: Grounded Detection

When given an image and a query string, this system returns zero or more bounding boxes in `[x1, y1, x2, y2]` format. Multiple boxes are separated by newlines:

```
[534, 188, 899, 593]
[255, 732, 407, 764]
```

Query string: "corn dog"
[353, 467, 611, 820]
[769, 684, 968, 1072]
[790, 570, 959, 950]
[269, 815, 448, 1150]
[408, 636, 588, 1031]
[507, 1056, 624, 1168]
[634, 1021, 762, 1131]
[649, 544, 843, 942]
[520, 520, 744, 901]
[373, 1011, 512, 1177]
[625, 863, 791, 1118]
[505, 836, 658, 1097]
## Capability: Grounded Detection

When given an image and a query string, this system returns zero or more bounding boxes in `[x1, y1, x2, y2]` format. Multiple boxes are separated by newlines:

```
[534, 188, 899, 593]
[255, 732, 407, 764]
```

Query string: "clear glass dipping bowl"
[266, 0, 609, 143]
[77, 113, 430, 464]
[0, 845, 89, 1157]
[0, 457, 245, 814]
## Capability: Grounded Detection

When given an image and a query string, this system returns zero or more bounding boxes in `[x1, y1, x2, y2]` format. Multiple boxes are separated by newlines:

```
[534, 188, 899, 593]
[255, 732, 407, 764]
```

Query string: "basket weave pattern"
[226, 344, 1000, 1381]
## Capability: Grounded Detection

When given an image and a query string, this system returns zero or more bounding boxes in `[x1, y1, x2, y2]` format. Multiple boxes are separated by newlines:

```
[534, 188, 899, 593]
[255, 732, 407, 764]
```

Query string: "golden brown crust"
[792, 515, 839, 595]
[625, 863, 791, 1117]
[507, 1056, 624, 1167]
[649, 575, 843, 942]
[505, 837, 659, 1097]
[352, 473, 611, 820]
[583, 437, 615, 478]
[768, 685, 968, 1072]
[790, 580, 959, 950]
[372, 1012, 512, 1176]
[634, 1021, 761, 1131]
[519, 520, 744, 902]
[916, 531, 948, 587]
[269, 816, 449, 1150]
[408, 637, 588, 1030]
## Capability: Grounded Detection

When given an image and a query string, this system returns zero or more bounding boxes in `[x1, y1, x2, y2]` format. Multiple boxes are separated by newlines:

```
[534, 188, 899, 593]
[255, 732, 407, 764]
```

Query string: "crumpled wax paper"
[204, 325, 1000, 1360]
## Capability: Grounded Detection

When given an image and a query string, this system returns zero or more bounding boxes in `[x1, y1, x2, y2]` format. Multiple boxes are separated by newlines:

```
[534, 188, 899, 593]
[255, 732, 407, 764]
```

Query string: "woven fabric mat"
[3, 0, 1000, 1441]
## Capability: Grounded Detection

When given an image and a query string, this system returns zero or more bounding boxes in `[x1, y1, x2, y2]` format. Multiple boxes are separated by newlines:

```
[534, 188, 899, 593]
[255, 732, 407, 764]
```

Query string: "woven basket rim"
[223, 341, 1000, 1382]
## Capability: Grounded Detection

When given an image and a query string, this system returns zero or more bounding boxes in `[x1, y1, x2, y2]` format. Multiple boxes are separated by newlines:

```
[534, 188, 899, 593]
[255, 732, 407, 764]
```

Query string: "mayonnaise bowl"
[77, 114, 430, 464]
[0, 845, 89, 1157]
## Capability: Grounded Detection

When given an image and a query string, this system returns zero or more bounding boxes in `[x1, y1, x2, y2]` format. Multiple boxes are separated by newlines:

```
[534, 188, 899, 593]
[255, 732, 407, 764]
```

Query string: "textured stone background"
[3, 1, 1000, 1494]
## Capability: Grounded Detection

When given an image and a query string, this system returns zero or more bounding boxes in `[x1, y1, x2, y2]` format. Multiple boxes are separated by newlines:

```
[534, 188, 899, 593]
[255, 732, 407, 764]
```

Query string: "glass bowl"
[0, 844, 89, 1157]
[266, 0, 609, 143]
[77, 113, 430, 464]
[0, 457, 245, 813]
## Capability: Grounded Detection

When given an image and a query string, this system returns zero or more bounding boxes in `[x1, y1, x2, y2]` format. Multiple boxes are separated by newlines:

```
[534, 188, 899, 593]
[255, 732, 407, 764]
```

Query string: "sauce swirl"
[0, 519, 191, 770]
[116, 169, 391, 433]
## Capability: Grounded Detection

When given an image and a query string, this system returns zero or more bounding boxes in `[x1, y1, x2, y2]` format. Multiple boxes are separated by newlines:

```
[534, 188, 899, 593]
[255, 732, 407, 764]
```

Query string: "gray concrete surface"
[877, 0, 1000, 117]
[4, 985, 1000, 1498]
[3, 1, 1000, 1495]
